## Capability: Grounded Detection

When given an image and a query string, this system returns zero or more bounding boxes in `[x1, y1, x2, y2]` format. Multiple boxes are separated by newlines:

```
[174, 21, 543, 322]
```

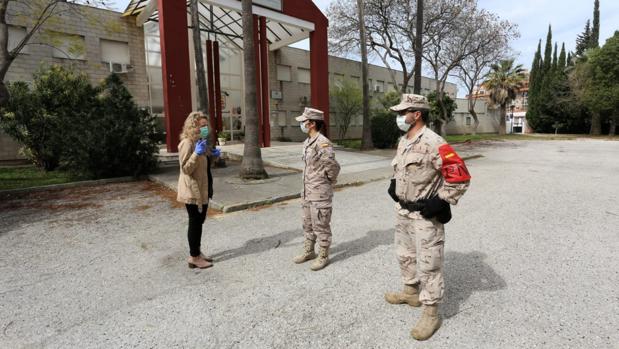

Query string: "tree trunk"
[413, 0, 423, 94]
[357, 0, 373, 150]
[240, 0, 267, 179]
[498, 105, 506, 135]
[590, 112, 601, 135]
[0, 0, 13, 107]
[468, 98, 479, 136]
[190, 0, 208, 114]
[609, 115, 617, 136]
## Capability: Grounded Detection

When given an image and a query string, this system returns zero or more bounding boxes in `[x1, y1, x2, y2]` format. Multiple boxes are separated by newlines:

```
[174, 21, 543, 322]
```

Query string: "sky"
[110, 0, 618, 94]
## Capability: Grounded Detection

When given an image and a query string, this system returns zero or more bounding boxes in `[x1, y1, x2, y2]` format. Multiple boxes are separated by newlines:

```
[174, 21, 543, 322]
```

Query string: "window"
[8, 26, 28, 54]
[276, 65, 291, 81]
[297, 68, 311, 84]
[466, 117, 472, 126]
[374, 81, 384, 93]
[350, 75, 361, 87]
[100, 39, 130, 64]
[51, 32, 86, 60]
[333, 73, 345, 87]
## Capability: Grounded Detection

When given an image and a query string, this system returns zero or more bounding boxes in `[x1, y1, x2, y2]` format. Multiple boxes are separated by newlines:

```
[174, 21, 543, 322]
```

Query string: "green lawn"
[336, 139, 362, 150]
[0, 166, 77, 191]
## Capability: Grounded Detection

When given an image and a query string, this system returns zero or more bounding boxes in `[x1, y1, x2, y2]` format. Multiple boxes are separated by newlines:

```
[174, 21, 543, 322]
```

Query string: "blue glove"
[194, 140, 207, 155]
[211, 147, 221, 158]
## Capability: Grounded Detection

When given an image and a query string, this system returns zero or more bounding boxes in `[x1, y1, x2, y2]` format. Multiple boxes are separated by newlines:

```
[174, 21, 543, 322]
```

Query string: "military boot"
[411, 304, 442, 341]
[293, 239, 317, 264]
[384, 284, 421, 307]
[310, 246, 329, 271]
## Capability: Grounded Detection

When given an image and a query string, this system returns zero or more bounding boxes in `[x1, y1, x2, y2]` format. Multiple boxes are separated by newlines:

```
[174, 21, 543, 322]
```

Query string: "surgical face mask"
[396, 115, 413, 132]
[199, 126, 209, 139]
[300, 122, 309, 134]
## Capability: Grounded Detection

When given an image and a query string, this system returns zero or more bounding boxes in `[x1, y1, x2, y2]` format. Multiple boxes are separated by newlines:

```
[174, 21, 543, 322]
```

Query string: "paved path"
[151, 142, 481, 213]
[1, 139, 617, 348]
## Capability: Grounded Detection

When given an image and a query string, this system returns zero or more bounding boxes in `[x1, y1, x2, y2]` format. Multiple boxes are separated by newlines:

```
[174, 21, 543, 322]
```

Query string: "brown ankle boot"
[293, 239, 317, 264]
[384, 284, 421, 307]
[411, 304, 442, 340]
[310, 246, 329, 271]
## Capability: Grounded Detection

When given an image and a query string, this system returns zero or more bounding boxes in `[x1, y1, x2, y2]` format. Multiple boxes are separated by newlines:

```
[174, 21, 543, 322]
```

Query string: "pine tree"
[591, 0, 600, 48]
[576, 20, 591, 56]
[567, 52, 574, 66]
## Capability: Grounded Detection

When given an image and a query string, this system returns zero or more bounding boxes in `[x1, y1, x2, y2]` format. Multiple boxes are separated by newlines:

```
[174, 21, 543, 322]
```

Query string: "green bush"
[64, 73, 159, 178]
[371, 91, 401, 148]
[1, 66, 95, 170]
[1, 65, 159, 178]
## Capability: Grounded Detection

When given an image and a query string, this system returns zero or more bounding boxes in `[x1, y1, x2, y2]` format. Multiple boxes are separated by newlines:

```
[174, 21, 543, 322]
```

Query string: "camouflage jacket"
[302, 132, 341, 201]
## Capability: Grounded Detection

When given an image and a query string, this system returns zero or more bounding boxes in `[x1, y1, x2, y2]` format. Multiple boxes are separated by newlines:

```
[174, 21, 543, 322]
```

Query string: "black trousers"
[185, 204, 208, 257]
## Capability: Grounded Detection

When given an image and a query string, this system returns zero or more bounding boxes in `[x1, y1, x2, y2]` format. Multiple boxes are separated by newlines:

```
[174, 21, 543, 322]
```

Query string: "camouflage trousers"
[395, 210, 445, 305]
[302, 200, 332, 247]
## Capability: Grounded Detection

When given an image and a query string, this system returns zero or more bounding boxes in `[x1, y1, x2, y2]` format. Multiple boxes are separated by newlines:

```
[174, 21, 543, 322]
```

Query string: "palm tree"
[240, 0, 267, 179]
[483, 59, 527, 135]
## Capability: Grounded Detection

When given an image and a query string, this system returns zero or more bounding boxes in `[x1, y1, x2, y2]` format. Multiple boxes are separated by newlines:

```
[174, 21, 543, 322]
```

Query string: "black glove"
[421, 195, 451, 223]
[388, 178, 399, 202]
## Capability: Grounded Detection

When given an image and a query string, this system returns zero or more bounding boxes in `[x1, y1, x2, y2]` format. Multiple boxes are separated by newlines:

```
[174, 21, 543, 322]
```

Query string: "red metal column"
[205, 40, 216, 125]
[213, 41, 223, 134]
[157, 0, 192, 152]
[309, 24, 330, 138]
[253, 15, 263, 147]
[259, 16, 270, 147]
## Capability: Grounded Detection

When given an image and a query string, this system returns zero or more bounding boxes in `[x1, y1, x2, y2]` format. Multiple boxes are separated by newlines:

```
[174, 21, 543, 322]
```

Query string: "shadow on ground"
[330, 229, 393, 264]
[210, 229, 301, 262]
[443, 251, 507, 319]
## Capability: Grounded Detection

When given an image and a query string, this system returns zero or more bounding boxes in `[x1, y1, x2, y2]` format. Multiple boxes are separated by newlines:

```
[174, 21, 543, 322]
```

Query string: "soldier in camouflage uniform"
[384, 94, 471, 340]
[292, 107, 341, 271]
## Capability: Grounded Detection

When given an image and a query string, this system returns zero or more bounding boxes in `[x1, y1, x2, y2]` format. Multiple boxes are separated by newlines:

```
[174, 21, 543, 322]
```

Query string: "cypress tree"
[527, 41, 543, 130]
[543, 25, 553, 73]
[591, 0, 600, 48]
[558, 43, 566, 70]
[552, 43, 558, 72]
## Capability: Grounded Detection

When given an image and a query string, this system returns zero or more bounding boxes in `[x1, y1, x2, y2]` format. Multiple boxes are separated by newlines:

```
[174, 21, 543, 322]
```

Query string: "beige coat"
[177, 138, 211, 205]
[302, 132, 341, 201]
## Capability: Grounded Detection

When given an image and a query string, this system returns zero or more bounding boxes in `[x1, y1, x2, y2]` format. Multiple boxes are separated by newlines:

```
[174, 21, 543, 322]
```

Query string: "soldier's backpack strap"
[438, 144, 471, 183]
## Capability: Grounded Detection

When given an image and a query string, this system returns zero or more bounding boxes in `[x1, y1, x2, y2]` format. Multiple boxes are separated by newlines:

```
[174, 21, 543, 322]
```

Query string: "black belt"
[399, 200, 426, 212]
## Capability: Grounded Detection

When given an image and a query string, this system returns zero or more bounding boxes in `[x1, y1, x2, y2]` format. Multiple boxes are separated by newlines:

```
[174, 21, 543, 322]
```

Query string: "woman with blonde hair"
[177, 111, 221, 269]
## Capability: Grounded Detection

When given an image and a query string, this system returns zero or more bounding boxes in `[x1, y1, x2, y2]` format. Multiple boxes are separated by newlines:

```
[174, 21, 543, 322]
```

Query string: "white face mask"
[300, 122, 309, 134]
[396, 115, 413, 132]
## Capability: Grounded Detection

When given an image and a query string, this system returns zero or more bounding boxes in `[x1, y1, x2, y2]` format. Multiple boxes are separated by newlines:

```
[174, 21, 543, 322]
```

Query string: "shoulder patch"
[438, 144, 471, 183]
[321, 143, 331, 148]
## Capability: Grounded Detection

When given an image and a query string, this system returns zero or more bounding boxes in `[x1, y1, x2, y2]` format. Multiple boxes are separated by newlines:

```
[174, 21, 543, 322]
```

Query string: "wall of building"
[1, 3, 148, 161]
[269, 46, 458, 141]
[446, 98, 501, 134]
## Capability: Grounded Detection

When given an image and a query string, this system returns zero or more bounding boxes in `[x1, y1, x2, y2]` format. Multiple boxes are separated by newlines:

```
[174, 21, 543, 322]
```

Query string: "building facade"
[1, 2, 461, 160]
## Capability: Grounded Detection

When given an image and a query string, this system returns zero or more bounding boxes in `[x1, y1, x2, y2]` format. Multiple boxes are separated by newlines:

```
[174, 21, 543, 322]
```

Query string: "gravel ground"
[0, 139, 618, 349]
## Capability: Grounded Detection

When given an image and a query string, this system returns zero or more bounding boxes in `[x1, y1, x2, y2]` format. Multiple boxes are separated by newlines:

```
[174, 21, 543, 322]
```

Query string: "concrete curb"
[222, 152, 302, 173]
[146, 153, 482, 214]
[0, 176, 137, 196]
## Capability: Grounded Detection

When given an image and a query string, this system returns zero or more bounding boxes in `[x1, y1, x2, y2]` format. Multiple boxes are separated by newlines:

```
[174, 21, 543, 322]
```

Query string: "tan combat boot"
[310, 246, 329, 271]
[293, 239, 317, 264]
[411, 304, 442, 341]
[384, 284, 421, 307]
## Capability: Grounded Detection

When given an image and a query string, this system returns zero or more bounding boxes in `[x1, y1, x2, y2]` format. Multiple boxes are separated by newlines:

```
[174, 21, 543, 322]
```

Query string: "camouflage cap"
[295, 107, 324, 122]
[389, 94, 430, 112]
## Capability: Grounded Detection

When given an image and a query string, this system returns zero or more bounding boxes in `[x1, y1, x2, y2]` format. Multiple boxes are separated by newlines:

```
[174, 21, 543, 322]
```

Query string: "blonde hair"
[180, 111, 210, 142]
